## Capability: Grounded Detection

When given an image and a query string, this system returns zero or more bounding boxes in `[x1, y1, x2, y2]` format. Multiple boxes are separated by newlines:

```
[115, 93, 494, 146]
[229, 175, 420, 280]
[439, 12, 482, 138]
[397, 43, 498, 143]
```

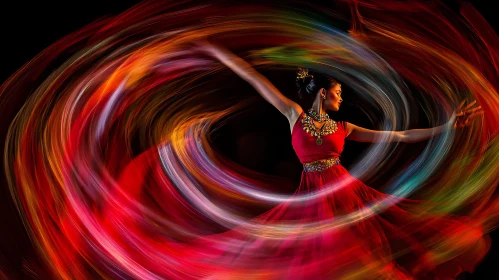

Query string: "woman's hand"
[453, 99, 484, 129]
[190, 39, 224, 57]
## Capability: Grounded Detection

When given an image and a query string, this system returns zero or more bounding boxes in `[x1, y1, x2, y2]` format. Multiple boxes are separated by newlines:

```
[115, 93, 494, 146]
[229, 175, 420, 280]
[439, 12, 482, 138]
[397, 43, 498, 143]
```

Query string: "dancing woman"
[189, 41, 489, 279]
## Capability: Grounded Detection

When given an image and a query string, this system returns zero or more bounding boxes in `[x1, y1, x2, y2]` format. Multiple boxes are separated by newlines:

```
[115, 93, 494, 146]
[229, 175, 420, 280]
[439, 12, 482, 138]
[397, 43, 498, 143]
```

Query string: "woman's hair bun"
[296, 68, 315, 99]
[295, 68, 338, 100]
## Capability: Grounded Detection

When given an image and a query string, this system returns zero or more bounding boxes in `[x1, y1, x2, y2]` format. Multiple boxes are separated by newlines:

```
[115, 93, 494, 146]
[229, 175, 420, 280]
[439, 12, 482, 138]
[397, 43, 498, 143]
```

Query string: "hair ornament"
[297, 68, 313, 80]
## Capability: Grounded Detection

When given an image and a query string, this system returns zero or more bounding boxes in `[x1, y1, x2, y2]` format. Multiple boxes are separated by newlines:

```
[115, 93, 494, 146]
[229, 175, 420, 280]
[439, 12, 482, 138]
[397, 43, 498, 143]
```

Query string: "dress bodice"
[291, 112, 347, 164]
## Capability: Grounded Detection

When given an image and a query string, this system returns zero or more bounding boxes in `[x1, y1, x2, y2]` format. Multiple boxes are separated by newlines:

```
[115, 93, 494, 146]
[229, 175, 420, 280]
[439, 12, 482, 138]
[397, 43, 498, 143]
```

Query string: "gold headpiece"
[297, 68, 313, 80]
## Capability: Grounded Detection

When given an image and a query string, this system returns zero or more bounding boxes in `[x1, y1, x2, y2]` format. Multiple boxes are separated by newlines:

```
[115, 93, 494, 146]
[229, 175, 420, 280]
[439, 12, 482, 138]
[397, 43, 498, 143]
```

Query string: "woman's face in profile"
[325, 83, 342, 111]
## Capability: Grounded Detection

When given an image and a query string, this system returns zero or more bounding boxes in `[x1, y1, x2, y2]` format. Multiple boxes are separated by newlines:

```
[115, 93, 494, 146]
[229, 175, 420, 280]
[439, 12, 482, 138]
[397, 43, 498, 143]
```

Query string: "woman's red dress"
[108, 112, 490, 279]
[179, 111, 491, 279]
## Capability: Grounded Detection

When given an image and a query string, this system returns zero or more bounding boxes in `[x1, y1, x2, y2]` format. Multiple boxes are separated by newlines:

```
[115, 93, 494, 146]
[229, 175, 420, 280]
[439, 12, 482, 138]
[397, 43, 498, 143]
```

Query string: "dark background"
[0, 0, 497, 279]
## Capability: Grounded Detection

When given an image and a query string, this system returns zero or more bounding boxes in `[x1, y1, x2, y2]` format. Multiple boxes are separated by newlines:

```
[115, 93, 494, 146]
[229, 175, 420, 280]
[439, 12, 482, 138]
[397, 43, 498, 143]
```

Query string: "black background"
[0, 0, 497, 279]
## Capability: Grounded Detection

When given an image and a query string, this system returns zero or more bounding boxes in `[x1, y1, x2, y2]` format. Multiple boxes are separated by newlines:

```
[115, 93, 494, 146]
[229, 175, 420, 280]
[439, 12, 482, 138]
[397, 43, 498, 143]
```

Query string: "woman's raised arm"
[197, 41, 302, 121]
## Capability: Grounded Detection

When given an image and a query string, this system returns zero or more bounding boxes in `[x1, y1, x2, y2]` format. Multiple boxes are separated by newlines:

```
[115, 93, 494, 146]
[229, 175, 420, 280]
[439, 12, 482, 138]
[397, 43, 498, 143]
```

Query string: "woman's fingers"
[465, 105, 482, 112]
[456, 110, 484, 127]
[457, 100, 466, 111]
[456, 100, 481, 117]
[468, 110, 485, 119]
[463, 100, 477, 110]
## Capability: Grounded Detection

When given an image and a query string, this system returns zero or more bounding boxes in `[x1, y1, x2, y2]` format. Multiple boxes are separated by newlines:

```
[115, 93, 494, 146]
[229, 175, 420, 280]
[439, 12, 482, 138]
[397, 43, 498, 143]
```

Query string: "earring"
[321, 94, 326, 100]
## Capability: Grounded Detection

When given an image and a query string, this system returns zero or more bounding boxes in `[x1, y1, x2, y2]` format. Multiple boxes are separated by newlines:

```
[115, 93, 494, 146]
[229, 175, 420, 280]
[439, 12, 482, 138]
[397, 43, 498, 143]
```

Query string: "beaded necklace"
[307, 108, 328, 122]
[302, 109, 338, 145]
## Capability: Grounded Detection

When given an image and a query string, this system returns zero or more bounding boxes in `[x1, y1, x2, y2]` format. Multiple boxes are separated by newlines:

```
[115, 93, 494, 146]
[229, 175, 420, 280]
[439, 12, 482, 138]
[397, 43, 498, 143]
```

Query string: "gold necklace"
[308, 108, 328, 122]
[301, 113, 338, 145]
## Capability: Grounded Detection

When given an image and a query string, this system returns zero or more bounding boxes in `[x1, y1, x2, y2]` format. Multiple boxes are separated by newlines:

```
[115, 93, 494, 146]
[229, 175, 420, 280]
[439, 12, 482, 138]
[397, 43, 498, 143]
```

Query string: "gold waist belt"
[303, 156, 341, 172]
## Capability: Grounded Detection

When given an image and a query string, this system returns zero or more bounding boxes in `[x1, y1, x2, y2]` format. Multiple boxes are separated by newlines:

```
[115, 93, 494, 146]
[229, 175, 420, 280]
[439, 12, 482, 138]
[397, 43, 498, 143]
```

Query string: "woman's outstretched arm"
[345, 101, 483, 143]
[197, 41, 302, 120]
[345, 122, 450, 143]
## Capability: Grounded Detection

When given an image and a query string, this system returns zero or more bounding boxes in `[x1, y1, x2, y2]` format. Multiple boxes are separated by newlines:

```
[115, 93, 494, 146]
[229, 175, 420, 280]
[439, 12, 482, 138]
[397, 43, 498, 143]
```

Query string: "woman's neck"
[311, 99, 326, 115]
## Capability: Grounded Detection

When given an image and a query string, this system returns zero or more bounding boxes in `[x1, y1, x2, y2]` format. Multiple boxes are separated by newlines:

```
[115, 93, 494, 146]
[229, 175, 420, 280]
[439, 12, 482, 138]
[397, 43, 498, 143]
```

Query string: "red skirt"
[175, 164, 491, 279]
